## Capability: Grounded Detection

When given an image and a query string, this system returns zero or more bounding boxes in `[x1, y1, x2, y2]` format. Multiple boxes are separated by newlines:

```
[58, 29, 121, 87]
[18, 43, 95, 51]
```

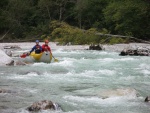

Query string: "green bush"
[109, 37, 127, 45]
[50, 20, 99, 45]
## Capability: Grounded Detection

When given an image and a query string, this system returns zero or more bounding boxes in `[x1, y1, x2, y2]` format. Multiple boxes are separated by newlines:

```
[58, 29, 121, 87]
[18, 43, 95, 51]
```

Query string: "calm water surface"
[0, 49, 150, 113]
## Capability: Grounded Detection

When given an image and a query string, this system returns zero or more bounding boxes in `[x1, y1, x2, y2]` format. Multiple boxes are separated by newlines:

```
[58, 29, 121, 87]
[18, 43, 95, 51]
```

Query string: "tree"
[75, 0, 88, 28]
[0, 0, 9, 32]
[2, 0, 33, 38]
[104, 0, 150, 39]
[38, 0, 54, 20]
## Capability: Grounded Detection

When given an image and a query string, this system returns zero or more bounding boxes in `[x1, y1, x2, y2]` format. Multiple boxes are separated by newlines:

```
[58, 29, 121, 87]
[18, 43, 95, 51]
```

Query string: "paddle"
[52, 55, 58, 62]
[20, 52, 30, 58]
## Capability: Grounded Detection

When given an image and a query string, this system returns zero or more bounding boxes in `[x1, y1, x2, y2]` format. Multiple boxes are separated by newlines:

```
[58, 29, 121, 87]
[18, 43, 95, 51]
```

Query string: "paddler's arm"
[30, 46, 36, 54]
[48, 46, 52, 54]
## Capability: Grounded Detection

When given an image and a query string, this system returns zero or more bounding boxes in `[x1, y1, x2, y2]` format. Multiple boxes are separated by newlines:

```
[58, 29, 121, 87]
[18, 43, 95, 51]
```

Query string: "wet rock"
[0, 106, 8, 109]
[15, 60, 26, 66]
[4, 50, 12, 56]
[3, 45, 21, 49]
[145, 96, 150, 102]
[120, 47, 150, 56]
[6, 60, 14, 66]
[6, 60, 27, 66]
[98, 88, 137, 99]
[0, 49, 14, 66]
[0, 49, 27, 66]
[0, 89, 12, 93]
[88, 44, 103, 50]
[27, 100, 61, 112]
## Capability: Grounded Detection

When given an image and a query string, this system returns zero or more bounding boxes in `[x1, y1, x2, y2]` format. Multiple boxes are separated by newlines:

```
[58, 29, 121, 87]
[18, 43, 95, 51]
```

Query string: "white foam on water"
[18, 109, 63, 113]
[139, 63, 150, 70]
[32, 62, 47, 66]
[117, 57, 136, 61]
[53, 69, 116, 79]
[98, 69, 116, 76]
[22, 89, 38, 94]
[63, 95, 137, 107]
[31, 60, 74, 69]
[6, 72, 39, 80]
[65, 110, 86, 113]
[141, 70, 150, 75]
[53, 59, 74, 67]
[40, 72, 78, 83]
[98, 57, 136, 64]
[55, 48, 84, 54]
[98, 51, 118, 55]
[98, 58, 114, 63]
[119, 76, 135, 81]
[77, 69, 116, 78]
[53, 48, 64, 53]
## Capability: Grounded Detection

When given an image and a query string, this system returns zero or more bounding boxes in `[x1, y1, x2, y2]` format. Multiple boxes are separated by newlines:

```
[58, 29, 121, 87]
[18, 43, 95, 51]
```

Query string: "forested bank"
[0, 0, 149, 44]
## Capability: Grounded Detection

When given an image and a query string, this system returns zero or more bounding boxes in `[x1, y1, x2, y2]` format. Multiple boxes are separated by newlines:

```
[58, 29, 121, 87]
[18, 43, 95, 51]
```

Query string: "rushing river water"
[0, 48, 150, 113]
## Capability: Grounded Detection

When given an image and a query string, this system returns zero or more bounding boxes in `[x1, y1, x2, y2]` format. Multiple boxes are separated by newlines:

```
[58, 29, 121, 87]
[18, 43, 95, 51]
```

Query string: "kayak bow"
[30, 52, 52, 63]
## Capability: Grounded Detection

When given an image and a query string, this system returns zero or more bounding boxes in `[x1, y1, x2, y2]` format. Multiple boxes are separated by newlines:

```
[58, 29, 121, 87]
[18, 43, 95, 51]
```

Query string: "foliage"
[0, 0, 149, 43]
[109, 37, 128, 45]
[103, 0, 150, 39]
[50, 21, 99, 45]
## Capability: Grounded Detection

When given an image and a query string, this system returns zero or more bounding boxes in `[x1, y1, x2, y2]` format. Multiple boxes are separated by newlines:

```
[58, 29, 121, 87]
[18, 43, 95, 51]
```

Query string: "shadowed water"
[0, 49, 150, 113]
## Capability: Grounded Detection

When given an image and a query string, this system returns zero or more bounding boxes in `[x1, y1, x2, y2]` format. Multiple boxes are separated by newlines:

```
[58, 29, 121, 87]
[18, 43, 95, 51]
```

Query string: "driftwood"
[0, 30, 10, 41]
[95, 33, 150, 44]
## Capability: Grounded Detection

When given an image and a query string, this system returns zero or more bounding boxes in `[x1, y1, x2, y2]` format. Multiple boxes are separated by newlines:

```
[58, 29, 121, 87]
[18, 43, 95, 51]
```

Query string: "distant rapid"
[0, 49, 150, 113]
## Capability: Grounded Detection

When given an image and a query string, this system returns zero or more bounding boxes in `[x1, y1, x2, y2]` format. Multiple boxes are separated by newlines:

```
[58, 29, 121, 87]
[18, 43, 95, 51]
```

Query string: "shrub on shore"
[49, 21, 128, 45]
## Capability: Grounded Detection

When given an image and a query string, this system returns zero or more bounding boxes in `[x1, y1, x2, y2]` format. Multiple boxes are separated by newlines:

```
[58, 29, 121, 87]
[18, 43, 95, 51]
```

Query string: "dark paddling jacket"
[30, 45, 42, 54]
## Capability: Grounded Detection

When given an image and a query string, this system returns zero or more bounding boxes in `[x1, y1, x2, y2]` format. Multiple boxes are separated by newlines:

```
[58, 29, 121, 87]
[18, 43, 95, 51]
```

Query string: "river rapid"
[0, 47, 150, 113]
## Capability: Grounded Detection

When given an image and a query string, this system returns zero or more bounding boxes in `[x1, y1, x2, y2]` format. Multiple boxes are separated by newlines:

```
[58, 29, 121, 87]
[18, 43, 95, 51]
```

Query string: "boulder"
[0, 89, 13, 93]
[145, 96, 150, 102]
[27, 100, 61, 112]
[120, 47, 150, 56]
[6, 60, 14, 66]
[98, 88, 137, 99]
[3, 45, 21, 49]
[4, 49, 12, 56]
[89, 44, 103, 50]
[0, 49, 14, 66]
[15, 60, 26, 66]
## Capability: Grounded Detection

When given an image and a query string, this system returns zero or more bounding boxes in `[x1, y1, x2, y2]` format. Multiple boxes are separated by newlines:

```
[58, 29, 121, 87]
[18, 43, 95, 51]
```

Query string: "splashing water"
[0, 49, 150, 113]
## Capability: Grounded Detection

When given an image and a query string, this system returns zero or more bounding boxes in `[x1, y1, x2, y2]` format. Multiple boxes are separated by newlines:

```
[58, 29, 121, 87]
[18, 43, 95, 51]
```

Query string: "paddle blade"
[20, 52, 29, 58]
[20, 54, 27, 58]
[54, 58, 58, 62]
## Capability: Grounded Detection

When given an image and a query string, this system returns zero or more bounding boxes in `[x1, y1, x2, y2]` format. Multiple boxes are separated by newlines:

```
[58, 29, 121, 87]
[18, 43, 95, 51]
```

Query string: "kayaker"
[42, 40, 52, 54]
[30, 40, 42, 54]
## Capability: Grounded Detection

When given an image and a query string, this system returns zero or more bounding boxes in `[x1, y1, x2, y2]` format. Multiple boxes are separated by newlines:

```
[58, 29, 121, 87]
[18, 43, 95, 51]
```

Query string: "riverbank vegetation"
[0, 0, 149, 44]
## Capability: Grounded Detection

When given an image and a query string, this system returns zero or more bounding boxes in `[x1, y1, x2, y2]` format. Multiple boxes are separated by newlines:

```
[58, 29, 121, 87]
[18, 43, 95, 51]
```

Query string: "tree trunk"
[59, 5, 62, 21]
[0, 30, 10, 41]
[46, 5, 51, 20]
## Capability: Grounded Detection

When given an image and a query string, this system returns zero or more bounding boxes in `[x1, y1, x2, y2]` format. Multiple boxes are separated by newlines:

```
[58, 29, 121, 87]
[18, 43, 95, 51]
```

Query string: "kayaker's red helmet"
[45, 40, 49, 43]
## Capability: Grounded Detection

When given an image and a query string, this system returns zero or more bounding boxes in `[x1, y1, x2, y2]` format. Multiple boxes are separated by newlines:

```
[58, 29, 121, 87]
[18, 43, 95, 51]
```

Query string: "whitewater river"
[0, 48, 150, 113]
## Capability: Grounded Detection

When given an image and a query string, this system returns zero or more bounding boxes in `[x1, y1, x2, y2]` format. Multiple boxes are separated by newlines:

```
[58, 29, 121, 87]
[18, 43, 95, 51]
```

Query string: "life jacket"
[35, 45, 41, 54]
[35, 45, 41, 50]
[42, 44, 50, 52]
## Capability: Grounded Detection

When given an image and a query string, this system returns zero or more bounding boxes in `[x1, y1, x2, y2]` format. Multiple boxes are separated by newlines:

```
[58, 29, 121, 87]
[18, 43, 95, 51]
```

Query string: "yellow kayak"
[30, 52, 52, 63]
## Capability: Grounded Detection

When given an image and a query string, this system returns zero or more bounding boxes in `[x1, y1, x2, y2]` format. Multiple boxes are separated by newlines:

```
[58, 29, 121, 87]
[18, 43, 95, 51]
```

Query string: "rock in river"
[27, 100, 61, 112]
[0, 49, 14, 66]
